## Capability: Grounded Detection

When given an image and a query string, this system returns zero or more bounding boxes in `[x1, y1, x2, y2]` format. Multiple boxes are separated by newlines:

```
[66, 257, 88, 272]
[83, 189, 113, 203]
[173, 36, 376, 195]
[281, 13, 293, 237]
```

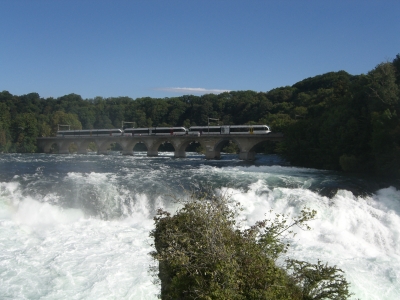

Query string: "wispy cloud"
[156, 87, 231, 95]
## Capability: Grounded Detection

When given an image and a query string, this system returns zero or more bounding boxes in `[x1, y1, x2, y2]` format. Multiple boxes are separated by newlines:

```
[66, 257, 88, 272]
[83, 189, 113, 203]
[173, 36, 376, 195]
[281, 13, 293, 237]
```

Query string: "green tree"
[370, 109, 400, 176]
[76, 107, 96, 129]
[129, 109, 147, 128]
[166, 97, 187, 126]
[37, 114, 52, 137]
[150, 192, 351, 300]
[57, 93, 85, 114]
[51, 111, 82, 134]
[12, 113, 39, 152]
[392, 54, 400, 85]
[94, 113, 113, 129]
[368, 62, 399, 108]
[0, 102, 11, 152]
[286, 260, 352, 300]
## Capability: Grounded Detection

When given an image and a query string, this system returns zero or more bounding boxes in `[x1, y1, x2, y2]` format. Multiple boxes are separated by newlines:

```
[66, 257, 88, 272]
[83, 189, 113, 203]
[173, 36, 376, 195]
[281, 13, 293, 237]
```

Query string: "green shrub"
[150, 192, 352, 299]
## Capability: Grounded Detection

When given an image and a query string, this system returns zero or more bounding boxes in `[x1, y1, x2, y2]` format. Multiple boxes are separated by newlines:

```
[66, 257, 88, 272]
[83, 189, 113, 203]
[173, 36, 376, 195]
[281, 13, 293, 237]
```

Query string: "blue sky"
[1, 0, 399, 99]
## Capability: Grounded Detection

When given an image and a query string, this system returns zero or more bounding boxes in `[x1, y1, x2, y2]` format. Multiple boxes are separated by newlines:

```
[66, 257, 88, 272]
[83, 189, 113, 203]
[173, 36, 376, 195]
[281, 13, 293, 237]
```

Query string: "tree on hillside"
[0, 102, 12, 152]
[391, 54, 400, 86]
[12, 113, 39, 152]
[368, 61, 400, 176]
[368, 62, 399, 108]
[51, 111, 82, 134]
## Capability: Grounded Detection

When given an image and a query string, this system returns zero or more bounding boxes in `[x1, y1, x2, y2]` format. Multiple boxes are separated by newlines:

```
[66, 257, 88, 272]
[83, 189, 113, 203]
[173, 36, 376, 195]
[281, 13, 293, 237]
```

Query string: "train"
[123, 127, 187, 136]
[187, 125, 270, 135]
[56, 129, 123, 137]
[56, 125, 270, 136]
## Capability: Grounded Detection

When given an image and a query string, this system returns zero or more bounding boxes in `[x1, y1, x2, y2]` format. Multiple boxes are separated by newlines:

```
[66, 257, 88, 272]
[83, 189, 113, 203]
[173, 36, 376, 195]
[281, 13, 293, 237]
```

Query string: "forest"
[1, 54, 399, 179]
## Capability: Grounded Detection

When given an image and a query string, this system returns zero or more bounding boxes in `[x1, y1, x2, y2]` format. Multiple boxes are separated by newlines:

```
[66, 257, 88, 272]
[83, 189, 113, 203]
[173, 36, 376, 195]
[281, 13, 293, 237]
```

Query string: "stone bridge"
[37, 133, 284, 160]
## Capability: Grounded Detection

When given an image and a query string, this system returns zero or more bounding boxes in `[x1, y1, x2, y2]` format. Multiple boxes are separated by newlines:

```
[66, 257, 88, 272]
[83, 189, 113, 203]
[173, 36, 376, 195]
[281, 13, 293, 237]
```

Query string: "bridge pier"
[39, 141, 53, 154]
[148, 149, 158, 157]
[77, 149, 88, 154]
[174, 149, 186, 158]
[76, 141, 88, 154]
[122, 149, 134, 155]
[97, 150, 109, 155]
[97, 140, 111, 155]
[59, 149, 70, 154]
[59, 142, 70, 154]
[205, 150, 221, 159]
[239, 151, 256, 161]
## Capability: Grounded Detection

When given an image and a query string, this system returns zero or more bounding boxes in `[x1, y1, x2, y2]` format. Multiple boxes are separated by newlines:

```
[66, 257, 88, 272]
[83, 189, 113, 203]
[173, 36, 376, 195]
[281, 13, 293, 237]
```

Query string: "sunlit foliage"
[149, 192, 351, 299]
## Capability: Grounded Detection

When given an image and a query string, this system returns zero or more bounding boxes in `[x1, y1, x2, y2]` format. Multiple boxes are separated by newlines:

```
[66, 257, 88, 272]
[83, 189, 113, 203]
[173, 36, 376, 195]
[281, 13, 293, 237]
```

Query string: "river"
[0, 152, 399, 299]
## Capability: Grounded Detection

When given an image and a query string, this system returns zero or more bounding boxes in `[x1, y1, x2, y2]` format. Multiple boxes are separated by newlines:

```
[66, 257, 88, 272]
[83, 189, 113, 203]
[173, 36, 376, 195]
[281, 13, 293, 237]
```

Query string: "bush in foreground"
[150, 192, 352, 299]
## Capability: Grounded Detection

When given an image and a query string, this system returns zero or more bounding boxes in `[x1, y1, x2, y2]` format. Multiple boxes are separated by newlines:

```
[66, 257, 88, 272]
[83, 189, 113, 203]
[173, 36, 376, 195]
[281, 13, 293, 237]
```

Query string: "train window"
[155, 129, 171, 134]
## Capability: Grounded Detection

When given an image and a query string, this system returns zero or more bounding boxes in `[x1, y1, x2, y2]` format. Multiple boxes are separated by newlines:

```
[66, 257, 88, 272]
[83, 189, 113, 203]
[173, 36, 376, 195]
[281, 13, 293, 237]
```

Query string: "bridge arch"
[41, 141, 59, 154]
[204, 137, 275, 160]
[209, 137, 242, 159]
[96, 140, 124, 155]
[75, 140, 93, 154]
[215, 138, 241, 151]
[145, 138, 178, 157]
[115, 139, 150, 156]
[58, 140, 76, 154]
[57, 140, 68, 154]
[53, 139, 93, 154]
[133, 142, 148, 152]
[183, 140, 203, 154]
[174, 137, 205, 158]
[48, 142, 59, 153]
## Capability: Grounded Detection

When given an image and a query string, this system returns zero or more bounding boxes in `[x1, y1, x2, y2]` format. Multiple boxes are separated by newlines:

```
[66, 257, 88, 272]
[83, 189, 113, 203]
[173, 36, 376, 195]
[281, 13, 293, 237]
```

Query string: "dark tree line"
[1, 54, 399, 178]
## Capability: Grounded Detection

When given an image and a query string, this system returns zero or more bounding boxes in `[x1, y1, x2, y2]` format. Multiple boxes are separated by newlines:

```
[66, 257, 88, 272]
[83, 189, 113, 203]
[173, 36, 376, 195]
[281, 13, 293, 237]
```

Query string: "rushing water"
[0, 152, 399, 299]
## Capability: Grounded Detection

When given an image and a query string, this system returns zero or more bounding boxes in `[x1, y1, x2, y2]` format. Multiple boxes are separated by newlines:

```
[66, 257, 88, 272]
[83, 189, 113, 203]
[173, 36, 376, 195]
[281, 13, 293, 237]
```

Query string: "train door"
[250, 127, 254, 134]
[221, 126, 230, 134]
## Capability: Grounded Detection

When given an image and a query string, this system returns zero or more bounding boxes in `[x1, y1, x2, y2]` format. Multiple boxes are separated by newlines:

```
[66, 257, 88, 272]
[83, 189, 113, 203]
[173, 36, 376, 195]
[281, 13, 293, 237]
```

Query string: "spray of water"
[1, 156, 399, 299]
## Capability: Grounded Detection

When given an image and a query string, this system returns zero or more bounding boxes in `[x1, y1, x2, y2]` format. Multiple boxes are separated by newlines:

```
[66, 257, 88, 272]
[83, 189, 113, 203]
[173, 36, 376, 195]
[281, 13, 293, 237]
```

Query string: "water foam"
[0, 181, 160, 300]
[220, 181, 400, 299]
[2, 154, 400, 299]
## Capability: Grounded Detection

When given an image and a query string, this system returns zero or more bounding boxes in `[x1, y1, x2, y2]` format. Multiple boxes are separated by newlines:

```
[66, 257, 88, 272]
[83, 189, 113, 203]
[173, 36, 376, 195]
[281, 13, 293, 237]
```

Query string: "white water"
[1, 155, 400, 299]
[0, 182, 159, 299]
[227, 183, 400, 299]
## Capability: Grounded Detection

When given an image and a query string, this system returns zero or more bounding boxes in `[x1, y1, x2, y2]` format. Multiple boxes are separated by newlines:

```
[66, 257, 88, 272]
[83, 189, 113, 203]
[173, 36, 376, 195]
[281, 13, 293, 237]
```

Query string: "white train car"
[229, 125, 271, 134]
[123, 127, 187, 136]
[57, 129, 123, 137]
[188, 126, 222, 135]
[188, 125, 270, 135]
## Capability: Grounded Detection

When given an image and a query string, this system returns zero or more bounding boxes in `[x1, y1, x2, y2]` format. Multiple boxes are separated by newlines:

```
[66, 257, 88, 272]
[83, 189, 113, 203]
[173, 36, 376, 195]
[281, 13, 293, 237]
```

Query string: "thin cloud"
[156, 87, 231, 95]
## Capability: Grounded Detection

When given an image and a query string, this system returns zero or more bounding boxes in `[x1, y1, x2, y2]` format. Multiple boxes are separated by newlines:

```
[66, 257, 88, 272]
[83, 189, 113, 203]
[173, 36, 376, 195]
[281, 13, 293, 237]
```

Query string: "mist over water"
[1, 153, 399, 299]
